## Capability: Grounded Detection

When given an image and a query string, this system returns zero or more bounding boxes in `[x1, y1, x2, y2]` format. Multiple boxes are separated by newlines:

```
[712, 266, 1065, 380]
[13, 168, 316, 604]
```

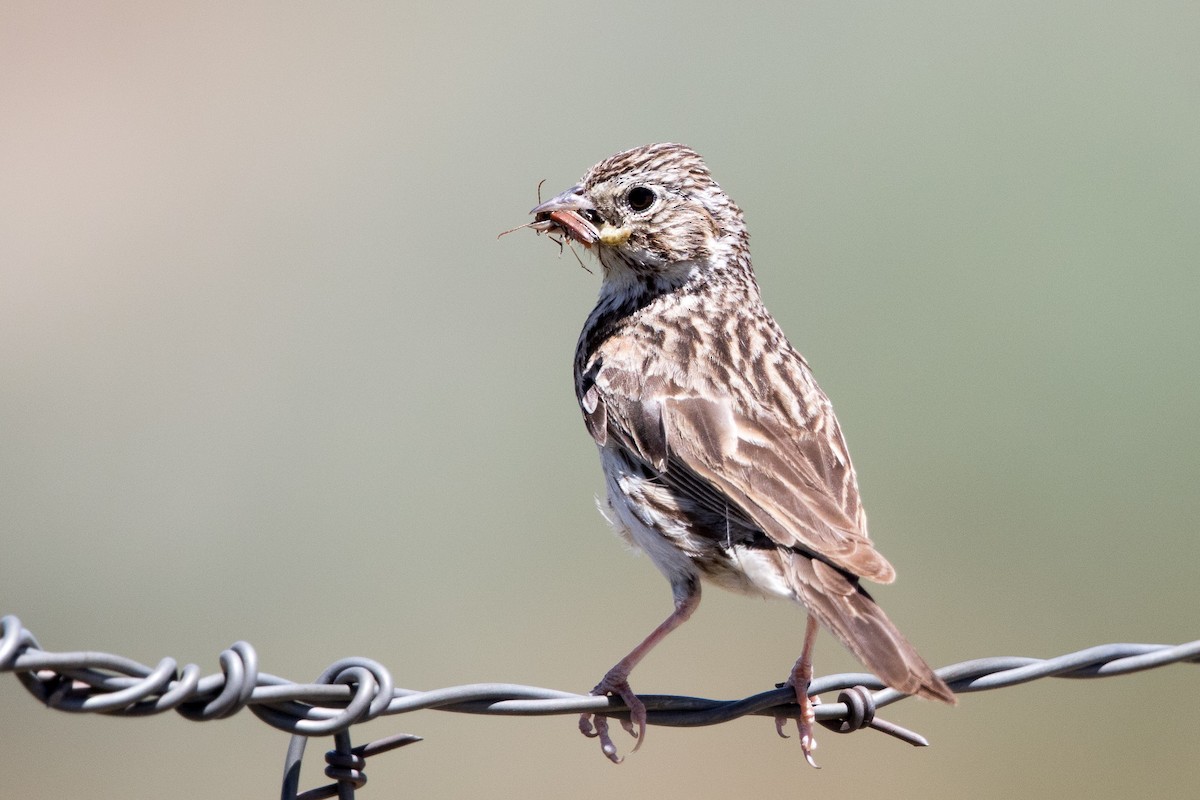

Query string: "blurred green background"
[2, 2, 1197, 797]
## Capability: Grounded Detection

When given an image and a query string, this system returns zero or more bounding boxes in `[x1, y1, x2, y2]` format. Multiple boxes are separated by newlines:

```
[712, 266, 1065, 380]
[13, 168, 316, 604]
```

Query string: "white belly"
[597, 446, 797, 601]
[599, 447, 699, 587]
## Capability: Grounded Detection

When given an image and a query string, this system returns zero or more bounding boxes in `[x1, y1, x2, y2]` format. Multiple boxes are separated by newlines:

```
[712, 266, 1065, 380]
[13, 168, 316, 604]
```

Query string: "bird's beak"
[529, 184, 589, 217]
[530, 185, 631, 247]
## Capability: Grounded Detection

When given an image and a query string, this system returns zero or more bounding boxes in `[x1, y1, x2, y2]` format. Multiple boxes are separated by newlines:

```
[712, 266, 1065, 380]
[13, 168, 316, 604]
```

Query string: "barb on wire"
[3, 614, 1198, 799]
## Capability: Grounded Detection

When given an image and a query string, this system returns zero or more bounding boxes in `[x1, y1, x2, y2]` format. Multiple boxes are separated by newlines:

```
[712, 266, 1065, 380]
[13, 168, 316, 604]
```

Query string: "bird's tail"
[788, 554, 956, 704]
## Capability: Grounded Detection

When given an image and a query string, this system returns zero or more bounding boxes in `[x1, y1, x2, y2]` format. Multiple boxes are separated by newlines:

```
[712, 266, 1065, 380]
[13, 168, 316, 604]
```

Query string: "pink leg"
[775, 615, 821, 767]
[581, 580, 701, 763]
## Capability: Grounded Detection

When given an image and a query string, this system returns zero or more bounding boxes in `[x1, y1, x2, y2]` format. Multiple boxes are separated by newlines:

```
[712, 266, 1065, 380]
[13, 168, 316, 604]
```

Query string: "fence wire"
[3, 614, 1198, 800]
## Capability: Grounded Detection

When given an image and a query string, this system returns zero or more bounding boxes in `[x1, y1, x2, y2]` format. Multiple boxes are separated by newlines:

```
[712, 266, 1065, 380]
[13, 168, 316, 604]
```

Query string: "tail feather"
[788, 554, 956, 704]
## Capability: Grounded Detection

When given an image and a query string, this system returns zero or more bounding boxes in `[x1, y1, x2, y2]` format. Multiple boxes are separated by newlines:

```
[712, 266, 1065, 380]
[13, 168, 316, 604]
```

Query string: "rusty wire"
[2, 614, 1198, 799]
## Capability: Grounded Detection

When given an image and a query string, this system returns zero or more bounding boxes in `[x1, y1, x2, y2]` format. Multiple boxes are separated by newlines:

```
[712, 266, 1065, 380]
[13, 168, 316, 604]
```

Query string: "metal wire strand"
[3, 615, 1198, 800]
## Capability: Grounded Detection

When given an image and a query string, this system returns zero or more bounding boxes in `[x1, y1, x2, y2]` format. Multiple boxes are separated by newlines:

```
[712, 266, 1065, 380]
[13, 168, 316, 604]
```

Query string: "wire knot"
[0, 615, 40, 673]
[819, 685, 876, 735]
[288, 731, 422, 800]
[177, 641, 258, 721]
[323, 746, 368, 790]
[305, 657, 395, 735]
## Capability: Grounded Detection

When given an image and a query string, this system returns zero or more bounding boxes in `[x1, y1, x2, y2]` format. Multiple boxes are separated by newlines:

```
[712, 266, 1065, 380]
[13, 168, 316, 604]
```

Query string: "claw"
[593, 714, 623, 763]
[781, 617, 822, 768]
[619, 716, 639, 740]
[799, 718, 820, 769]
[576, 587, 700, 763]
[579, 673, 647, 763]
[775, 710, 821, 766]
[787, 688, 821, 768]
[611, 682, 646, 751]
[778, 671, 822, 766]
[774, 714, 790, 739]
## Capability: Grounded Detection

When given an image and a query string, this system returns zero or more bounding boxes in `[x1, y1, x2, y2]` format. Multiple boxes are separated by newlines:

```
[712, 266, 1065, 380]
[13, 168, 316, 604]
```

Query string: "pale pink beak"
[530, 185, 601, 245]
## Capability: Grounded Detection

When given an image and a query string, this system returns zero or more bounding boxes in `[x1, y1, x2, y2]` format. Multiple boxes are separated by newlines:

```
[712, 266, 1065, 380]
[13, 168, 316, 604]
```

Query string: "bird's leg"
[580, 578, 700, 763]
[776, 614, 822, 768]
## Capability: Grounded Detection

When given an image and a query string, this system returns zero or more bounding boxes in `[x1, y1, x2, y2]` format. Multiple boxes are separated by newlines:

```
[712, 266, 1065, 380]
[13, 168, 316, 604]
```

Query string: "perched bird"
[526, 143, 954, 765]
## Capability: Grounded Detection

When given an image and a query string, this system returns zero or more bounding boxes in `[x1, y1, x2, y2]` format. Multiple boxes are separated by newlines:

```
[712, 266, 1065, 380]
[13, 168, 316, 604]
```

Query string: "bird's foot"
[579, 672, 646, 764]
[775, 679, 821, 768]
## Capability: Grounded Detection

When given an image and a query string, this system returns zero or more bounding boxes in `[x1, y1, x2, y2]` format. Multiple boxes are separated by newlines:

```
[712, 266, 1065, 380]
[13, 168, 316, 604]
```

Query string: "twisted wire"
[4, 615, 1198, 799]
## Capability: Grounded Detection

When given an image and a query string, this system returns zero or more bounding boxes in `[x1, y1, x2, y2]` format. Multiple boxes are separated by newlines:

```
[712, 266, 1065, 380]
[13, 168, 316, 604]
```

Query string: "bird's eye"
[627, 186, 656, 212]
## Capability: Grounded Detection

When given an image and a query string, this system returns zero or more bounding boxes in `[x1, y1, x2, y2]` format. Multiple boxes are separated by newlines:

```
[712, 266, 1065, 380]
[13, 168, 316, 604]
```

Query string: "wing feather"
[586, 364, 895, 584]
[663, 395, 895, 583]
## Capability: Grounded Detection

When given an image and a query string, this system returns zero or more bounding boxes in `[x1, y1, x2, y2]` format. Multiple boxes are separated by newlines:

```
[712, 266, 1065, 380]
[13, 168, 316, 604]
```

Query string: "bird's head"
[530, 143, 750, 289]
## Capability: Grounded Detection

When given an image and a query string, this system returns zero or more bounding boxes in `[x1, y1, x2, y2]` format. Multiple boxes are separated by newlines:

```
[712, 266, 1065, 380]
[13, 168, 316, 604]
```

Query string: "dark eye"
[627, 186, 655, 212]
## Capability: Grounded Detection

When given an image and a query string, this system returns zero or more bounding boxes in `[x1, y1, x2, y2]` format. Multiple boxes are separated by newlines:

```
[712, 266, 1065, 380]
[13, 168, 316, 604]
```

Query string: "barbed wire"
[3, 614, 1198, 799]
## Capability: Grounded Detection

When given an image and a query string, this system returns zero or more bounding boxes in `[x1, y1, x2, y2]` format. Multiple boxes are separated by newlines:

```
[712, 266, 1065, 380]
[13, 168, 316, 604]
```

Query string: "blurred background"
[2, 2, 1197, 797]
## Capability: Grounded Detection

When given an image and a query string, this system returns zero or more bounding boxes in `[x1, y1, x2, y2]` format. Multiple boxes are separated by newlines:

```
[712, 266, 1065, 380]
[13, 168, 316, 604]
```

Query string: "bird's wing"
[585, 367, 896, 584]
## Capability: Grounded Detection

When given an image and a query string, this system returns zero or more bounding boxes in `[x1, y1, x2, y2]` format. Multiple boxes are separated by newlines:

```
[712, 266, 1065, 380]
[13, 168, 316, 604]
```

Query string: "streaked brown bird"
[527, 143, 954, 765]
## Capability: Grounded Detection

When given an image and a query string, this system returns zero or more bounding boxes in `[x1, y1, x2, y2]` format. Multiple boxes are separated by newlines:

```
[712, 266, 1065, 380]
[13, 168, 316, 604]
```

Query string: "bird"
[524, 143, 955, 765]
